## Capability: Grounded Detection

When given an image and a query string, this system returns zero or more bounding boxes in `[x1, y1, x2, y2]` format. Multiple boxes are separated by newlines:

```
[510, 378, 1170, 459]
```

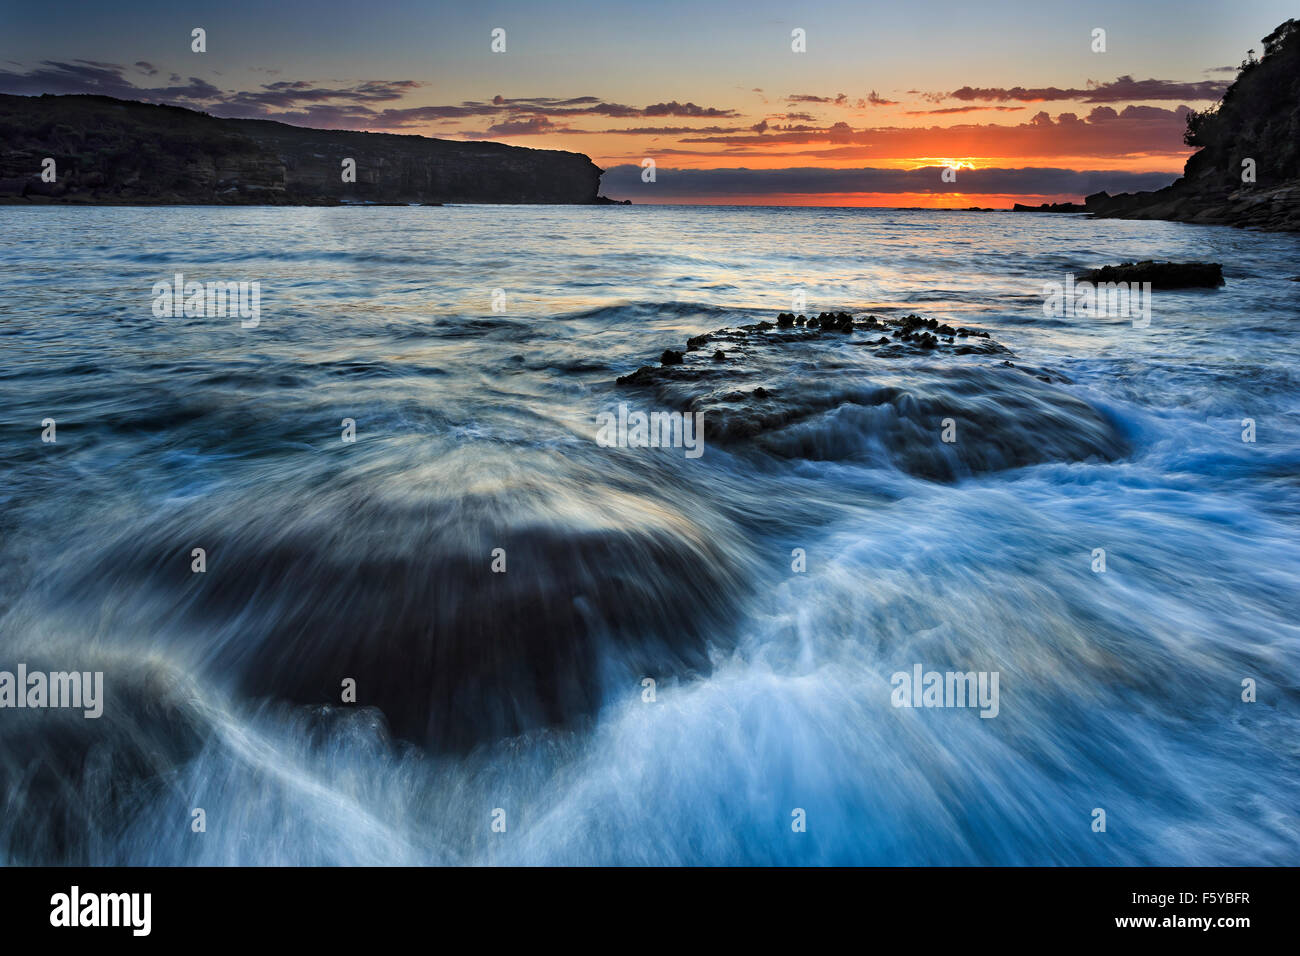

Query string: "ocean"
[1, 204, 1297, 864]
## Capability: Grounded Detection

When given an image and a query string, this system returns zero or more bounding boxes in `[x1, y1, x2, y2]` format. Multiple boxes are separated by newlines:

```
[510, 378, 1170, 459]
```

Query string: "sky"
[1, 0, 1294, 205]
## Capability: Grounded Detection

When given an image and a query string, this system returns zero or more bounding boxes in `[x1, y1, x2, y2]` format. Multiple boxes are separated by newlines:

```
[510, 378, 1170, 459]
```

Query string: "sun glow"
[914, 158, 980, 170]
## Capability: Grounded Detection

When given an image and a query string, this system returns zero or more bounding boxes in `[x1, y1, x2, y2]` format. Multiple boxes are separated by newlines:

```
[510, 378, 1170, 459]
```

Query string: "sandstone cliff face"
[1087, 18, 1300, 231]
[0, 94, 604, 205]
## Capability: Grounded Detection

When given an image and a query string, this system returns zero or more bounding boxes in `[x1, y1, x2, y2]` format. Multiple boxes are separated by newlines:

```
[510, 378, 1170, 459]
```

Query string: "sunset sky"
[1, 0, 1293, 205]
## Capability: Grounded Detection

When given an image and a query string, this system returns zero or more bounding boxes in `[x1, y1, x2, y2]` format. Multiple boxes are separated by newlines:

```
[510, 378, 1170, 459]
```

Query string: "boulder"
[1076, 260, 1224, 289]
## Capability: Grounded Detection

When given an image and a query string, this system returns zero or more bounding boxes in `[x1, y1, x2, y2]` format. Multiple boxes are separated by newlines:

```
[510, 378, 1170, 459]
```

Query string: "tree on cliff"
[1182, 18, 1300, 187]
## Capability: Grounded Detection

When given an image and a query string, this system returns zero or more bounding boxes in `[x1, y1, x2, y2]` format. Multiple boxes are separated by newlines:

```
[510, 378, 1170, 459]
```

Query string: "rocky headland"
[1084, 18, 1300, 231]
[0, 93, 607, 205]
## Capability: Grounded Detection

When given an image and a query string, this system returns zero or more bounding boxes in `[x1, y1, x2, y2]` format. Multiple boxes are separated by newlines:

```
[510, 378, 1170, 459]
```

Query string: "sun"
[916, 158, 980, 170]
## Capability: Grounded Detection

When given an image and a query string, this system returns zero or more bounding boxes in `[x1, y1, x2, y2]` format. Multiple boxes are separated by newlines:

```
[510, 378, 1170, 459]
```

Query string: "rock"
[0, 93, 604, 205]
[72, 485, 748, 755]
[615, 366, 659, 386]
[611, 311, 1125, 482]
[0, 654, 210, 862]
[24, 179, 67, 197]
[1013, 201, 1088, 213]
[623, 310, 1004, 388]
[1076, 260, 1224, 289]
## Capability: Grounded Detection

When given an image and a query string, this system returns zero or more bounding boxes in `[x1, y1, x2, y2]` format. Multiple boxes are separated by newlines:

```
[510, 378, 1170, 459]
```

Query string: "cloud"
[786, 91, 899, 108]
[945, 75, 1228, 103]
[666, 105, 1192, 161]
[786, 93, 845, 104]
[355, 95, 739, 125]
[462, 115, 569, 138]
[906, 106, 1025, 115]
[0, 60, 219, 102]
[249, 104, 396, 128]
[643, 101, 736, 117]
[592, 124, 762, 135]
[0, 62, 740, 132]
[224, 79, 421, 110]
[459, 116, 764, 139]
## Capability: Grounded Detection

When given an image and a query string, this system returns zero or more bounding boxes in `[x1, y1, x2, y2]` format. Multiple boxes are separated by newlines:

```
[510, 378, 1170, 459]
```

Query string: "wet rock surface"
[617, 310, 1128, 479]
[0, 655, 208, 863]
[65, 475, 751, 755]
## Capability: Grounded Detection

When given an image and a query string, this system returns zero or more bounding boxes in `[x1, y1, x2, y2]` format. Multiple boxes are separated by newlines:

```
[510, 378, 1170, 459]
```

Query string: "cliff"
[0, 94, 605, 205]
[1086, 18, 1300, 231]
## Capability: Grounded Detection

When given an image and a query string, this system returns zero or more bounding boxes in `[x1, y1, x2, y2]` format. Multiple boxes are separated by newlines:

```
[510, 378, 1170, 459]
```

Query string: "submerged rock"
[68, 474, 750, 755]
[1076, 261, 1225, 289]
[0, 654, 208, 863]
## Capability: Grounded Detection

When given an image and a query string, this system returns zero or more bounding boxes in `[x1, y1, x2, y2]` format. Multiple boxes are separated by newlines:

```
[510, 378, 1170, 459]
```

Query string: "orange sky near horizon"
[640, 193, 1099, 208]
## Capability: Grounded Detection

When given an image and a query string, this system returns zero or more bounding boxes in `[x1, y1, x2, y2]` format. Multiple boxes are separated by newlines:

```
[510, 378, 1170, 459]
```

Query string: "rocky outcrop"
[1086, 180, 1300, 231]
[1087, 18, 1300, 231]
[614, 310, 1126, 479]
[1013, 201, 1088, 213]
[1076, 261, 1224, 289]
[0, 93, 604, 205]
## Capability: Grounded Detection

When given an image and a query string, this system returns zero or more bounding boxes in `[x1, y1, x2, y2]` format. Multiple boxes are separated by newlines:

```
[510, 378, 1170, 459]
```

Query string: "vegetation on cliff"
[1181, 18, 1300, 187]
[1087, 18, 1300, 230]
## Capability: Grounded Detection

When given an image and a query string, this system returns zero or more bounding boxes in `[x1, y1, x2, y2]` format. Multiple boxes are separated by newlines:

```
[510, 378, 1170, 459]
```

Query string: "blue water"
[1, 205, 1298, 864]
